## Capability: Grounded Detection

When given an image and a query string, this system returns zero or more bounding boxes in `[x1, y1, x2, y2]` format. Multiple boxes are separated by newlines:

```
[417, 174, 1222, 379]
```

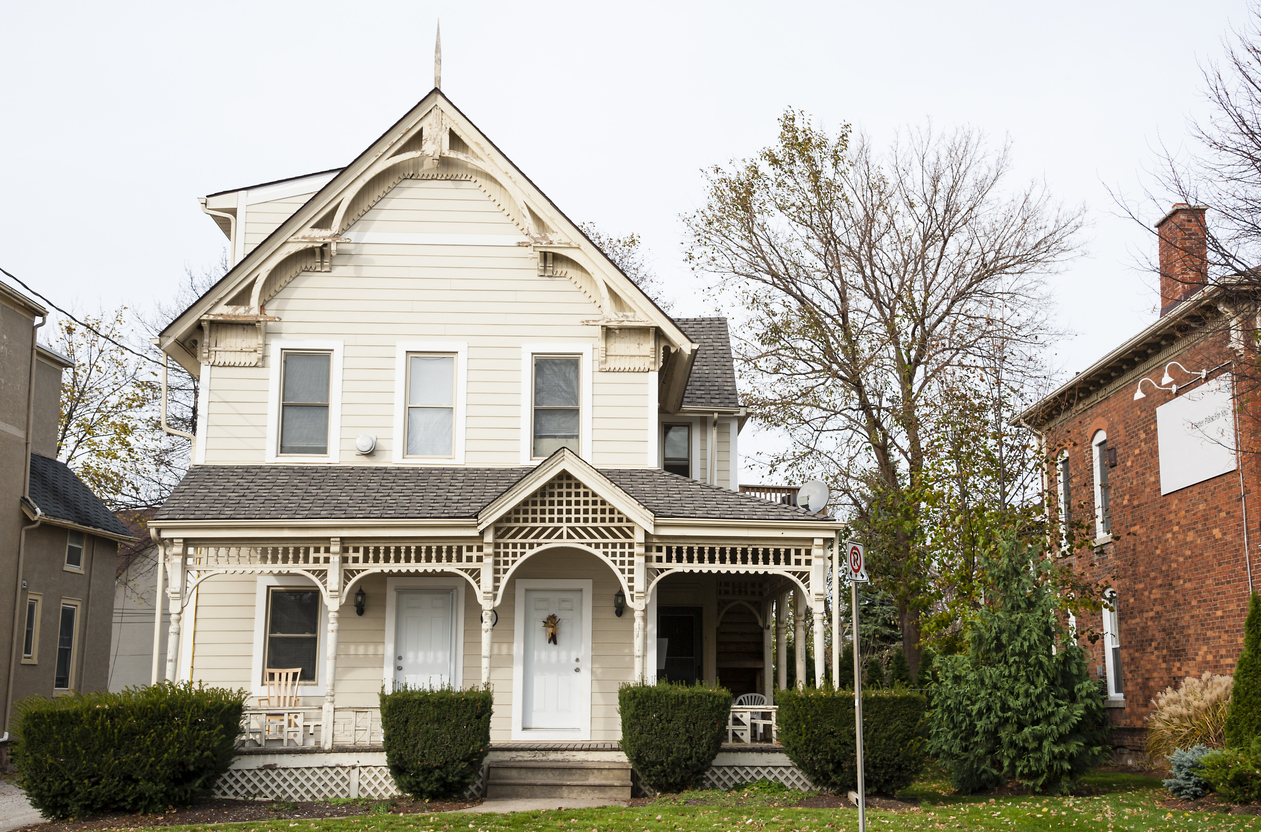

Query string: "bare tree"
[580, 223, 672, 311]
[685, 111, 1083, 678]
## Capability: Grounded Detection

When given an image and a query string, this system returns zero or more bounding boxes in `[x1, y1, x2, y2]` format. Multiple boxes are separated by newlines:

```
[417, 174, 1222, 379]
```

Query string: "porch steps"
[485, 760, 632, 800]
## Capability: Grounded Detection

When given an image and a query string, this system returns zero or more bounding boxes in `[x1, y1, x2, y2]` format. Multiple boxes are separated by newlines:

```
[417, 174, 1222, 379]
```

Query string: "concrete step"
[485, 762, 632, 800]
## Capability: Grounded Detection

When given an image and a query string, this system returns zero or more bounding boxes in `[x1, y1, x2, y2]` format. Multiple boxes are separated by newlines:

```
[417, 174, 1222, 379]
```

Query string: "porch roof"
[154, 464, 831, 525]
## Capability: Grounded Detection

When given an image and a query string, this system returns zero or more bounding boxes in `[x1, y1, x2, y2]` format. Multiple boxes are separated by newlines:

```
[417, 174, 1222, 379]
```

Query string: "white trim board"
[511, 579, 593, 741]
[343, 232, 525, 247]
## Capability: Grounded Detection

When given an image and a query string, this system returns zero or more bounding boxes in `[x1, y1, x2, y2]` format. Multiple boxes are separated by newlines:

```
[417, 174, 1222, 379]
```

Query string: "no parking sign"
[847, 541, 869, 583]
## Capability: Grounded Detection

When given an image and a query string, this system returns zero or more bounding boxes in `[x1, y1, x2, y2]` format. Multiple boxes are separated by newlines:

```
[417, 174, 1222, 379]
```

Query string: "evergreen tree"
[1226, 593, 1261, 747]
[837, 644, 855, 689]
[865, 655, 886, 688]
[889, 650, 912, 687]
[928, 542, 1107, 794]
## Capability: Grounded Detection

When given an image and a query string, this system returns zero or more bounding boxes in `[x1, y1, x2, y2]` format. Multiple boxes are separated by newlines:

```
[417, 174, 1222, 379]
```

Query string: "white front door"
[522, 589, 584, 731]
[394, 589, 455, 690]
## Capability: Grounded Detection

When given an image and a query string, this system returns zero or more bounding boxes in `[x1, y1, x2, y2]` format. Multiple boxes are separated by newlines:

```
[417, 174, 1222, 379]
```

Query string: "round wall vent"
[354, 434, 377, 455]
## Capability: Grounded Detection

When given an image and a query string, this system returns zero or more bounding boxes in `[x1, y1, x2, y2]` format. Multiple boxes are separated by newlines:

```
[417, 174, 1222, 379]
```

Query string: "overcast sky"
[0, 0, 1251, 480]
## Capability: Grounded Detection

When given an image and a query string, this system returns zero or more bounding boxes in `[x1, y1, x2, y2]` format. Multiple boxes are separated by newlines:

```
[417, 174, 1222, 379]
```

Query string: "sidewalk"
[0, 780, 42, 832]
[455, 798, 630, 814]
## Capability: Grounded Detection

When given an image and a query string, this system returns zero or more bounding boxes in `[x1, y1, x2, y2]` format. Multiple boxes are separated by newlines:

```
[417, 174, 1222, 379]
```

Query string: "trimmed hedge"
[777, 686, 927, 795]
[619, 682, 731, 793]
[11, 681, 247, 819]
[380, 685, 493, 800]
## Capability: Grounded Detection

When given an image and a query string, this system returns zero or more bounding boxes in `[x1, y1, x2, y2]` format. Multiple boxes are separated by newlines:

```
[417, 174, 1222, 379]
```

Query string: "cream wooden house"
[150, 86, 841, 800]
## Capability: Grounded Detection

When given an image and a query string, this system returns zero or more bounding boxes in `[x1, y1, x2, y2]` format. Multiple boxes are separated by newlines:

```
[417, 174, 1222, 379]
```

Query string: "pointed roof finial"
[434, 21, 442, 90]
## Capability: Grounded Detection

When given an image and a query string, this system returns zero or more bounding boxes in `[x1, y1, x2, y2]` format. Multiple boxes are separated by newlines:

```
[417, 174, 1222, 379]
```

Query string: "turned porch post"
[164, 538, 185, 683]
[323, 542, 342, 749]
[762, 597, 774, 699]
[633, 528, 646, 683]
[793, 587, 806, 689]
[481, 528, 495, 685]
[812, 537, 827, 687]
[775, 592, 788, 690]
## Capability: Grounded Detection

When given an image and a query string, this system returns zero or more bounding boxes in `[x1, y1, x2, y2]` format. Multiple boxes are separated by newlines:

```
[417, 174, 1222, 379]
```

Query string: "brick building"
[1019, 204, 1261, 754]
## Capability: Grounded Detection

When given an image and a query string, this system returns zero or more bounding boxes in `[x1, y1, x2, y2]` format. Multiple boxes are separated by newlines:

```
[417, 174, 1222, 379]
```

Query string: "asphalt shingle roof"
[155, 465, 828, 524]
[674, 317, 740, 409]
[28, 454, 132, 538]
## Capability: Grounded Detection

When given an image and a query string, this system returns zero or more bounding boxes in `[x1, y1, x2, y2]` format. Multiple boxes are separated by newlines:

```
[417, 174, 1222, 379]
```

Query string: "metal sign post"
[847, 541, 868, 832]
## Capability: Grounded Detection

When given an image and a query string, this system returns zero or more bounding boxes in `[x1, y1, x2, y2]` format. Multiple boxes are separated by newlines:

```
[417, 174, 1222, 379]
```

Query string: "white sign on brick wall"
[1156, 373, 1237, 495]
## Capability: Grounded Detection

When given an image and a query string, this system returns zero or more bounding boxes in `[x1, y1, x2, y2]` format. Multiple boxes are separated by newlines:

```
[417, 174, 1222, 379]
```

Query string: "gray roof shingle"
[154, 465, 828, 524]
[28, 454, 132, 539]
[674, 317, 740, 409]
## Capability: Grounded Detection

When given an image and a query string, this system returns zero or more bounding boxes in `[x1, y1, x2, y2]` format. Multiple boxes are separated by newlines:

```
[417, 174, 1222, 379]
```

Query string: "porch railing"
[738, 485, 799, 506]
[238, 707, 385, 749]
[726, 705, 778, 745]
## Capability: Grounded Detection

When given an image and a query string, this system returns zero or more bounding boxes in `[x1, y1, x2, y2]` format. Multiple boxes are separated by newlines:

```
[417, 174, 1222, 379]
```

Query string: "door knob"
[396, 666, 402, 671]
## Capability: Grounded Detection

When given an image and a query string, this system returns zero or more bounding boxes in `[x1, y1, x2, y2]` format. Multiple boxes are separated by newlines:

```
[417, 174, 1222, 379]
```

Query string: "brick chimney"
[1155, 203, 1208, 316]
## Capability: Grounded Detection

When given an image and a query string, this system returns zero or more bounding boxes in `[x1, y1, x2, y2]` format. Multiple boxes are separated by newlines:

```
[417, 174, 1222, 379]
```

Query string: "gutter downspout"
[4, 312, 45, 738]
[157, 349, 195, 441]
[710, 413, 718, 487]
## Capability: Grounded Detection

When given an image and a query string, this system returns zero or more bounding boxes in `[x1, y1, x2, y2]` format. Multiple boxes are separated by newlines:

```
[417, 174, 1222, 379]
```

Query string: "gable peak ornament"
[434, 21, 442, 90]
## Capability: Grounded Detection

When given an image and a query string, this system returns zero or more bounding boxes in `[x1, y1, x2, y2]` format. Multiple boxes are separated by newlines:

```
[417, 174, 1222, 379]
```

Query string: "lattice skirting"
[214, 765, 484, 801]
[704, 763, 817, 792]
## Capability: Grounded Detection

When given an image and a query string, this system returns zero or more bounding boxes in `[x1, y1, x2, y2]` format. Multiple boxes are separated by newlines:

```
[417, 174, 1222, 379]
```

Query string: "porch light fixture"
[354, 588, 366, 616]
[1134, 361, 1207, 400]
[613, 590, 625, 618]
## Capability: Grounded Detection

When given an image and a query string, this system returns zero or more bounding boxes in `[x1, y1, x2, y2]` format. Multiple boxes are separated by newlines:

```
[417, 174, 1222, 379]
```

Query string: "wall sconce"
[1134, 361, 1207, 400]
[354, 588, 366, 616]
[613, 590, 625, 618]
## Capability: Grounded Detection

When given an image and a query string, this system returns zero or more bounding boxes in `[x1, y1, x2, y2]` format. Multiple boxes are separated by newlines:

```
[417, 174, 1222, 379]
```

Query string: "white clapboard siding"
[202, 178, 653, 468]
[243, 193, 315, 256]
[190, 576, 256, 690]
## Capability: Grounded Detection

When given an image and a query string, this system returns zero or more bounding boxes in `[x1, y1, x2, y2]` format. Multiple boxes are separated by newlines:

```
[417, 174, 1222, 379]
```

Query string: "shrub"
[864, 655, 886, 689]
[928, 543, 1108, 795]
[1226, 593, 1261, 748]
[1146, 672, 1232, 763]
[619, 682, 731, 793]
[777, 686, 927, 795]
[835, 645, 855, 689]
[888, 650, 912, 687]
[379, 685, 492, 800]
[11, 681, 246, 819]
[1200, 742, 1261, 804]
[1164, 745, 1214, 800]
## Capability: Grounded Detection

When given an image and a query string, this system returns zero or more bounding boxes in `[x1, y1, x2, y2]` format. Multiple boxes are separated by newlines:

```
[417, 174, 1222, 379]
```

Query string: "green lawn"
[150, 772, 1255, 832]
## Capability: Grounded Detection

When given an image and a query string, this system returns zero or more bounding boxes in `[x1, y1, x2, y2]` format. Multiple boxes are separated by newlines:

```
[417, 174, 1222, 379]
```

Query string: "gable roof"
[153, 464, 830, 526]
[675, 317, 741, 410]
[160, 90, 696, 390]
[26, 454, 132, 541]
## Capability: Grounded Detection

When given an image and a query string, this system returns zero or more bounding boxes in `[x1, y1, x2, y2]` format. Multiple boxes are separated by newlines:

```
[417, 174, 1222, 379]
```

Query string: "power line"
[0, 264, 164, 367]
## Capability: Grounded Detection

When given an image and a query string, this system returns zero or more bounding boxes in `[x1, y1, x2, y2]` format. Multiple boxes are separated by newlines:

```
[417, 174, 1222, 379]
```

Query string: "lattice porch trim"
[703, 764, 817, 792]
[215, 764, 485, 801]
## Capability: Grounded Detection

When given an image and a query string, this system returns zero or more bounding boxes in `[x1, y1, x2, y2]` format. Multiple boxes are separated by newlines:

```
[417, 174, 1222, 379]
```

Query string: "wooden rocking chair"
[259, 668, 303, 745]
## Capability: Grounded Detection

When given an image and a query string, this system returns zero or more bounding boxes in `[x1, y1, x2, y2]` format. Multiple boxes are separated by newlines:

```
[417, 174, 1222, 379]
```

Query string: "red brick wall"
[1045, 331, 1261, 748]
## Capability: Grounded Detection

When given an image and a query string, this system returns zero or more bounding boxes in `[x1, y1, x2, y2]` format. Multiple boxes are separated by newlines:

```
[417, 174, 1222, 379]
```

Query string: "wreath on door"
[542, 613, 559, 644]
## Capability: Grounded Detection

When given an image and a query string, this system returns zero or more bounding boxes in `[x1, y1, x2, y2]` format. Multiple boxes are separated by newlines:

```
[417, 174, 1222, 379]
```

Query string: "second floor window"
[533, 356, 580, 458]
[1092, 430, 1111, 539]
[65, 530, 84, 570]
[405, 354, 455, 458]
[1057, 453, 1071, 549]
[280, 351, 331, 456]
[664, 424, 691, 477]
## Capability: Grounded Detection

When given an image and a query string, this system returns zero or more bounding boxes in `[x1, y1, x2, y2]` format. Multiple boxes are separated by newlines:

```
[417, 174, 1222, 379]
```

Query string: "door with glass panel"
[394, 589, 456, 690]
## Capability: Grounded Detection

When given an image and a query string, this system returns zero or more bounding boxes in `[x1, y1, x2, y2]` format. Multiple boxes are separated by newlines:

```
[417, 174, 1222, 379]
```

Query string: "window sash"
[532, 357, 580, 457]
[280, 351, 331, 455]
[65, 530, 83, 570]
[54, 603, 78, 690]
[265, 588, 320, 685]
[664, 424, 691, 477]
[405, 354, 455, 458]
[22, 598, 38, 660]
[1092, 435, 1111, 538]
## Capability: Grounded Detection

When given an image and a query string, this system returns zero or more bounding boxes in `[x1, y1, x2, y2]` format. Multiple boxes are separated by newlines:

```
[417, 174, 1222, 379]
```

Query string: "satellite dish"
[797, 480, 830, 513]
[354, 434, 377, 455]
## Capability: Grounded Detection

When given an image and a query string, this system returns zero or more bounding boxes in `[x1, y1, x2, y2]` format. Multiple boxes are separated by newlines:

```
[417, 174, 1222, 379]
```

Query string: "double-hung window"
[405, 354, 455, 458]
[280, 352, 331, 455]
[1102, 590, 1123, 699]
[1092, 431, 1112, 539]
[1057, 453, 1072, 550]
[65, 530, 84, 571]
[22, 594, 41, 663]
[54, 600, 80, 691]
[532, 356, 581, 458]
[663, 424, 691, 477]
[264, 587, 321, 685]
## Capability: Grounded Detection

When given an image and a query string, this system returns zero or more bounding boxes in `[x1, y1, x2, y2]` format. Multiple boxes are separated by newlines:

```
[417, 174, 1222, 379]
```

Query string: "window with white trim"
[404, 353, 456, 458]
[1057, 452, 1072, 550]
[663, 424, 691, 477]
[1091, 431, 1112, 539]
[264, 587, 321, 685]
[532, 356, 581, 458]
[279, 351, 331, 456]
[1102, 590, 1123, 698]
[65, 530, 84, 571]
[54, 600, 80, 690]
[22, 594, 41, 663]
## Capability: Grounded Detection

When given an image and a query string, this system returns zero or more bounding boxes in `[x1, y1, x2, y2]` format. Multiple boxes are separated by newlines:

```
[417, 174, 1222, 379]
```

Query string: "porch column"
[812, 537, 827, 687]
[812, 607, 826, 689]
[793, 588, 806, 689]
[323, 546, 342, 750]
[164, 539, 185, 683]
[481, 529, 495, 685]
[633, 528, 646, 682]
[762, 598, 773, 699]
[775, 593, 787, 690]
